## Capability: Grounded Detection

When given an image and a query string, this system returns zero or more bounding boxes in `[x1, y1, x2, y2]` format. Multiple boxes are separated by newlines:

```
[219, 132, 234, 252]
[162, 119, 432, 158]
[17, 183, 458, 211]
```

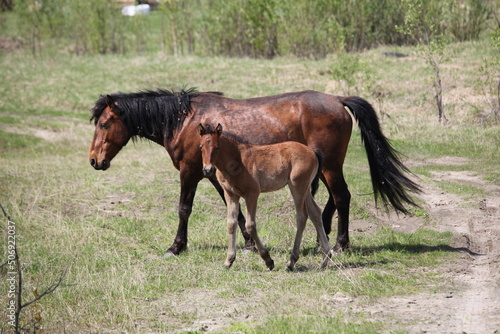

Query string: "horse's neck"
[130, 107, 166, 145]
[139, 132, 164, 146]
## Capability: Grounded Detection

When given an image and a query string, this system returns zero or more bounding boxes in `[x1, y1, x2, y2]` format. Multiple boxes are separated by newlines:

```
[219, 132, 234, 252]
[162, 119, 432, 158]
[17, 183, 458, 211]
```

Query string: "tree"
[398, 0, 449, 124]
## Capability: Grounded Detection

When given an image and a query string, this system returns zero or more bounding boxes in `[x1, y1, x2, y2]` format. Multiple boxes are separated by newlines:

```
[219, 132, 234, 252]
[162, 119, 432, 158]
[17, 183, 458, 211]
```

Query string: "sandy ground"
[354, 157, 500, 334]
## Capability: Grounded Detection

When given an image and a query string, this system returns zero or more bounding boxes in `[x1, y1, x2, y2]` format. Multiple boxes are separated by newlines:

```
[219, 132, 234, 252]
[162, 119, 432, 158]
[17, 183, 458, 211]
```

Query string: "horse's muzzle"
[90, 158, 109, 171]
[202, 165, 215, 177]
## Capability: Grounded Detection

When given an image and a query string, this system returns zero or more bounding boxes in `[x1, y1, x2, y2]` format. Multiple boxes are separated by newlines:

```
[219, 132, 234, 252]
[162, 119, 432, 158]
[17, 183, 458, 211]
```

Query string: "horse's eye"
[100, 122, 109, 129]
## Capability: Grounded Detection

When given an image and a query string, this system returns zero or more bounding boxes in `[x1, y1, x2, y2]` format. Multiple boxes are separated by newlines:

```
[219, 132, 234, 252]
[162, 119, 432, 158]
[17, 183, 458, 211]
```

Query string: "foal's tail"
[340, 96, 421, 213]
[311, 150, 323, 197]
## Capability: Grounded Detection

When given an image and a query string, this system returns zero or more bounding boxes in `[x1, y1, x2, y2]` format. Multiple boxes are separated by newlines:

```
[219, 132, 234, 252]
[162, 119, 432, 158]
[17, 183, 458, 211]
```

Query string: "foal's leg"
[305, 192, 333, 268]
[208, 176, 255, 251]
[244, 193, 274, 270]
[224, 192, 240, 268]
[287, 184, 308, 271]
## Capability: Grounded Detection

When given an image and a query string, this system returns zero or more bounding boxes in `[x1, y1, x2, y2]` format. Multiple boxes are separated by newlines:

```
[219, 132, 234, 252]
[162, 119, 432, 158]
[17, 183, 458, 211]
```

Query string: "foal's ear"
[216, 123, 223, 135]
[198, 123, 206, 135]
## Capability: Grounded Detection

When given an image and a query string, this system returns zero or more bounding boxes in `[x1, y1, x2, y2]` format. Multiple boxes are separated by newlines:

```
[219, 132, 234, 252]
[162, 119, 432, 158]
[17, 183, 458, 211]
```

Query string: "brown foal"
[198, 123, 333, 270]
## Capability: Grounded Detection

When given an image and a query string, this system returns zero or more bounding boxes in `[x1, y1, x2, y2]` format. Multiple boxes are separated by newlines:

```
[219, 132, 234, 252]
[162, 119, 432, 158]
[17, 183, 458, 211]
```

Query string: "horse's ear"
[106, 95, 121, 115]
[106, 95, 114, 108]
[216, 123, 223, 135]
[198, 123, 205, 135]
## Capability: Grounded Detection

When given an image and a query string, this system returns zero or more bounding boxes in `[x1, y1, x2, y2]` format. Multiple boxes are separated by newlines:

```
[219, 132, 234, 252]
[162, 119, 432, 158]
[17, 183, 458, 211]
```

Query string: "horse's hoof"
[333, 243, 349, 253]
[267, 260, 275, 271]
[244, 242, 257, 253]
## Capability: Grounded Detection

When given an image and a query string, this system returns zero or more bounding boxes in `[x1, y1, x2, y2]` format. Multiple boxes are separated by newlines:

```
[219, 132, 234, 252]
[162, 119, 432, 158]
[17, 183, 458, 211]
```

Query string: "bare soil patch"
[355, 157, 500, 333]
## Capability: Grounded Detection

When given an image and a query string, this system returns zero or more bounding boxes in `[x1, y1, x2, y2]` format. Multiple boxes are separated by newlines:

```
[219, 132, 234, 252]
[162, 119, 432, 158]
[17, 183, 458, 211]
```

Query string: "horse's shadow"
[186, 241, 482, 272]
[296, 242, 483, 271]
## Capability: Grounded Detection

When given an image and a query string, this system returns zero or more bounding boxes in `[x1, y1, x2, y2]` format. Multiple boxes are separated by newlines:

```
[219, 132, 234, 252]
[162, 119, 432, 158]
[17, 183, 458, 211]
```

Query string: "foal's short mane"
[90, 88, 219, 140]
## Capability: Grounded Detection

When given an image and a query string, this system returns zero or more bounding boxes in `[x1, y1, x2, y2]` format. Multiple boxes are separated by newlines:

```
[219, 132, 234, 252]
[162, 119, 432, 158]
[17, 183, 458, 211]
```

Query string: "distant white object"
[121, 4, 150, 16]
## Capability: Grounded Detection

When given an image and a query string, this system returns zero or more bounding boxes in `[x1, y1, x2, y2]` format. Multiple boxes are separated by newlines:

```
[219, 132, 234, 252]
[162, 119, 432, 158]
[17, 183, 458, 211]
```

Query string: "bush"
[6, 0, 497, 58]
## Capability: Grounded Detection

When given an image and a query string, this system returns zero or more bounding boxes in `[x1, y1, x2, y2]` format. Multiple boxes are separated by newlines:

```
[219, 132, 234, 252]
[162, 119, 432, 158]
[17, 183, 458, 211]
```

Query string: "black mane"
[90, 87, 201, 140]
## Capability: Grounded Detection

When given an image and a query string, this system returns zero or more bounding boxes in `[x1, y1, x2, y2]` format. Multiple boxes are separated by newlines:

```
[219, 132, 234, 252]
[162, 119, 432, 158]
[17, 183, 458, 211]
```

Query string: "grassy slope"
[0, 38, 498, 333]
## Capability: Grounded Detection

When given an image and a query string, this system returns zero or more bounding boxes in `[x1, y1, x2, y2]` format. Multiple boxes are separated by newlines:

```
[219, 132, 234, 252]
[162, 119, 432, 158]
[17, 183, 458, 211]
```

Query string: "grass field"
[1, 37, 499, 333]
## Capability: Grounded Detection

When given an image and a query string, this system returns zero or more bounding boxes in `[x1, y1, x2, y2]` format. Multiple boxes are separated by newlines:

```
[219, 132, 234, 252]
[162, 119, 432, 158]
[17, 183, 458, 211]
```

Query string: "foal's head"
[198, 123, 223, 177]
[89, 95, 131, 170]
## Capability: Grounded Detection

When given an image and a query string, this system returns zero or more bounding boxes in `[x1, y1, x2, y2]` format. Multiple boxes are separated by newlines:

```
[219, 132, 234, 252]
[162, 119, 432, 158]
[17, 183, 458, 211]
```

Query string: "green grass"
[228, 314, 387, 334]
[0, 37, 498, 333]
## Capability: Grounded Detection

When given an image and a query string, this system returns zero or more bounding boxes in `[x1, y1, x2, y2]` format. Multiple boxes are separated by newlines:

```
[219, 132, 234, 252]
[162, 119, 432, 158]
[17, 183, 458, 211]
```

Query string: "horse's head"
[198, 123, 222, 177]
[88, 95, 131, 171]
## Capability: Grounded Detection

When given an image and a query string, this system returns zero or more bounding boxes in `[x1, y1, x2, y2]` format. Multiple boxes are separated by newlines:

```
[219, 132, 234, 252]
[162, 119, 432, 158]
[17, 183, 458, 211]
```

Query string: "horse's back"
[193, 90, 353, 170]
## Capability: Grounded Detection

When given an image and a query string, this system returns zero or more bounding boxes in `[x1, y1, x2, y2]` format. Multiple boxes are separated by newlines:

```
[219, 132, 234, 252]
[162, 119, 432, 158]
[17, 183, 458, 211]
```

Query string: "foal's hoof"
[163, 251, 177, 259]
[224, 258, 235, 269]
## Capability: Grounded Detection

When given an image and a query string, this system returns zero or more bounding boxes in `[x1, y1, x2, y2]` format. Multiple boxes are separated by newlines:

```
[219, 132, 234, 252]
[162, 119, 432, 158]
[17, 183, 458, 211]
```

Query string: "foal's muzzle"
[202, 165, 215, 177]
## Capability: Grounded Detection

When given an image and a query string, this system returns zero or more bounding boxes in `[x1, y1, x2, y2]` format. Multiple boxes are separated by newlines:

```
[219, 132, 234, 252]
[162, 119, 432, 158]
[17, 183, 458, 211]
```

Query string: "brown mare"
[198, 123, 333, 270]
[88, 88, 420, 257]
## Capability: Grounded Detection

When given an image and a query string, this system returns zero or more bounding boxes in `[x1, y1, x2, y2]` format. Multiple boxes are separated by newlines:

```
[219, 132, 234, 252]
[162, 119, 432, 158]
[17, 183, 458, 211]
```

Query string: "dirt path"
[360, 158, 500, 333]
[149, 157, 500, 333]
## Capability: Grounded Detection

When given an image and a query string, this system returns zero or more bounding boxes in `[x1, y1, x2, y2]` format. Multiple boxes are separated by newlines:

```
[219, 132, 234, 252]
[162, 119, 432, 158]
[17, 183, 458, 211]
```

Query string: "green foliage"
[330, 52, 376, 95]
[230, 315, 383, 334]
[11, 0, 158, 56]
[445, 0, 493, 42]
[478, 28, 500, 124]
[4, 0, 496, 58]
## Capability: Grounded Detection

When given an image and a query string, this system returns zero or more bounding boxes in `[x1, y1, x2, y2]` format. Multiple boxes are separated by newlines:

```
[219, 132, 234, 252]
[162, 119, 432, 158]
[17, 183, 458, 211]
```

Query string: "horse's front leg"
[208, 177, 255, 251]
[164, 168, 201, 257]
[224, 192, 240, 268]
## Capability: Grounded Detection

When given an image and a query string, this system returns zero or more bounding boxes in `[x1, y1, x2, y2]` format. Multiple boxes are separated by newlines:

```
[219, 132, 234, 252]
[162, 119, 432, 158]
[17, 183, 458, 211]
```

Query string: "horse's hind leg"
[323, 169, 351, 252]
[244, 193, 274, 270]
[321, 193, 336, 237]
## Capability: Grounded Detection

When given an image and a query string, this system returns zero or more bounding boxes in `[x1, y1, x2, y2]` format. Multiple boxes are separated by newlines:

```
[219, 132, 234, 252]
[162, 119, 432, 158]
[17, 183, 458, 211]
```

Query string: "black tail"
[341, 96, 421, 214]
[311, 150, 323, 197]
